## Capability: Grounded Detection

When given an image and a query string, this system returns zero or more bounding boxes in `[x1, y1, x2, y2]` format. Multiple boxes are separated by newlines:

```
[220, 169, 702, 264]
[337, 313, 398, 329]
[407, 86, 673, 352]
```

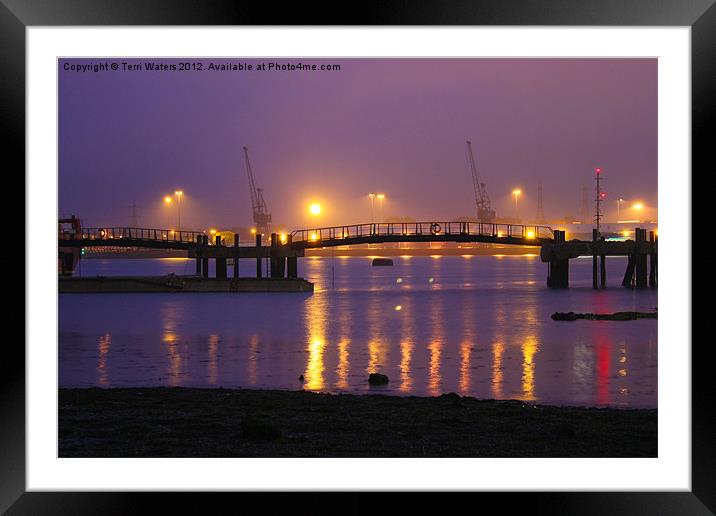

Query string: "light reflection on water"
[60, 255, 657, 408]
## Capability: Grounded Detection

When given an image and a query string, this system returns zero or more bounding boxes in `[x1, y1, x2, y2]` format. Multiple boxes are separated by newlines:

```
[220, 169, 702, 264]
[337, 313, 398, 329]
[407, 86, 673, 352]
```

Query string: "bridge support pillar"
[215, 235, 227, 279]
[233, 233, 240, 279]
[635, 228, 648, 288]
[270, 233, 286, 278]
[287, 257, 298, 278]
[547, 230, 569, 288]
[649, 231, 657, 287]
[201, 235, 209, 279]
[195, 235, 202, 276]
[600, 255, 607, 289]
[547, 259, 569, 288]
[255, 234, 262, 278]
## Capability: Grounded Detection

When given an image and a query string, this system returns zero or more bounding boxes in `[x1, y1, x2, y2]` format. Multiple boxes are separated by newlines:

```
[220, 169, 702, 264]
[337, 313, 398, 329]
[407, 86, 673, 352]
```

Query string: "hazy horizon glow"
[59, 58, 657, 231]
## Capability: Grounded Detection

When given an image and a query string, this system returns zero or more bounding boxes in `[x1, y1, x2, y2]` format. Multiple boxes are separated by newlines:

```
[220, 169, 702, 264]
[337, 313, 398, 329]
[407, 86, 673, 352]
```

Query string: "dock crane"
[243, 146, 272, 236]
[466, 140, 496, 222]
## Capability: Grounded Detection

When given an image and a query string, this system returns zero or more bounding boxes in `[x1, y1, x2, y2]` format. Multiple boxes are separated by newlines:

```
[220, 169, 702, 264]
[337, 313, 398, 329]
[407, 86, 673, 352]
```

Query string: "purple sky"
[59, 58, 657, 230]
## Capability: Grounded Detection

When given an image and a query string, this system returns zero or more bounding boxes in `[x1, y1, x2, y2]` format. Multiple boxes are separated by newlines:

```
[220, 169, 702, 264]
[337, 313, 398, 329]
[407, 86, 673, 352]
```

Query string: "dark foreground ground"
[58, 388, 657, 457]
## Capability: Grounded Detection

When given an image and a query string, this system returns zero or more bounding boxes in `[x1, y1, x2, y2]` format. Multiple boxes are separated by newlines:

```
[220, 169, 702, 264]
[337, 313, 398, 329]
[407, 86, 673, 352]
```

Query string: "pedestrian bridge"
[288, 222, 553, 249]
[59, 220, 656, 289]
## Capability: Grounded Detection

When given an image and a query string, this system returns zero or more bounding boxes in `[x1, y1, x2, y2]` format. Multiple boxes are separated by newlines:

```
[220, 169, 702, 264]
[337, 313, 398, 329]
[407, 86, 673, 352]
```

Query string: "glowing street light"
[377, 193, 385, 222]
[174, 190, 183, 232]
[512, 189, 522, 219]
[309, 203, 322, 216]
[616, 198, 625, 221]
[633, 203, 644, 221]
[164, 196, 172, 205]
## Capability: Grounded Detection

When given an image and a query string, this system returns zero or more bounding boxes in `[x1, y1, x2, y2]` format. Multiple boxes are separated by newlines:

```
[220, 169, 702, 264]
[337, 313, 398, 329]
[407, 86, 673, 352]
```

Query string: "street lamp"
[633, 203, 643, 221]
[377, 194, 385, 222]
[368, 193, 375, 223]
[512, 189, 522, 219]
[174, 190, 183, 233]
[309, 203, 322, 216]
[617, 198, 625, 221]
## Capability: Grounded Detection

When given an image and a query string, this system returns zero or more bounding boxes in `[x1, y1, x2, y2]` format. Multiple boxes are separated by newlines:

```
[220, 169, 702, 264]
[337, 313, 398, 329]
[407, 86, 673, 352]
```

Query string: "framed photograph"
[7, 0, 709, 511]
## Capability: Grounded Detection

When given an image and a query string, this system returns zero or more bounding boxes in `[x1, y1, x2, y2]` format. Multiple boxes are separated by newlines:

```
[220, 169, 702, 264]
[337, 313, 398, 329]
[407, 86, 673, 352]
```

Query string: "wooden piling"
[635, 228, 648, 288]
[649, 230, 657, 287]
[255, 233, 262, 278]
[547, 230, 569, 288]
[201, 235, 209, 279]
[233, 233, 240, 279]
[270, 233, 286, 278]
[286, 235, 298, 278]
[600, 255, 607, 288]
[215, 235, 227, 279]
[622, 255, 635, 287]
[195, 235, 202, 276]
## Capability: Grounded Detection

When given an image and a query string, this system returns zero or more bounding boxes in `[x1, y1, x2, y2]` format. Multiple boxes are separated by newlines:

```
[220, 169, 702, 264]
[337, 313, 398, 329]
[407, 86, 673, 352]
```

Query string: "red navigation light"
[595, 167, 602, 174]
[600, 191, 607, 199]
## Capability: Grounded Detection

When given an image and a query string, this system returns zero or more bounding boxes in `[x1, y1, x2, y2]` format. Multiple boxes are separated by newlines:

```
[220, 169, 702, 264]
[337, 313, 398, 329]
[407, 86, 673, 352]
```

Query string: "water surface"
[59, 255, 657, 408]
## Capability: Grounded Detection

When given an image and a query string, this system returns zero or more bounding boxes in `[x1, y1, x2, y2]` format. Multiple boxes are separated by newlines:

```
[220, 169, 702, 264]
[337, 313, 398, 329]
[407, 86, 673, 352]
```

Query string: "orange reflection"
[520, 335, 539, 400]
[427, 293, 444, 396]
[459, 282, 475, 396]
[208, 334, 219, 385]
[303, 295, 327, 390]
[161, 303, 184, 387]
[491, 302, 506, 399]
[97, 333, 111, 387]
[335, 338, 350, 390]
[491, 341, 505, 399]
[398, 296, 415, 393]
[459, 340, 472, 395]
[399, 340, 414, 392]
[305, 338, 326, 390]
[367, 340, 388, 375]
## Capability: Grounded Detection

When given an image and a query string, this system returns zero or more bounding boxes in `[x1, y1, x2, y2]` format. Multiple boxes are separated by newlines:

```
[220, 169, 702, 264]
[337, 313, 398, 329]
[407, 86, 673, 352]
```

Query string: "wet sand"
[59, 388, 657, 457]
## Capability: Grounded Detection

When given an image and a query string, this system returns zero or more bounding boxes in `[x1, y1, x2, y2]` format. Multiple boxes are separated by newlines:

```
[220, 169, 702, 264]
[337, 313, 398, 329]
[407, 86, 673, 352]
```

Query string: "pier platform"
[59, 275, 314, 293]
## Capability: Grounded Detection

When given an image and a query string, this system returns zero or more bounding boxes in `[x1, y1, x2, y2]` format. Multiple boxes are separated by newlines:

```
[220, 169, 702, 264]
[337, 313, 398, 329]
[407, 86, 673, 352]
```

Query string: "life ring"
[430, 223, 441, 235]
[97, 228, 107, 238]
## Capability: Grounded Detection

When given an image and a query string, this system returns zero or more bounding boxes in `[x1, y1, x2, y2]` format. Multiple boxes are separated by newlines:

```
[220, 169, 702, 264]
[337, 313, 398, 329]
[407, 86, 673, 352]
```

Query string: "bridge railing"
[60, 227, 205, 244]
[290, 222, 553, 244]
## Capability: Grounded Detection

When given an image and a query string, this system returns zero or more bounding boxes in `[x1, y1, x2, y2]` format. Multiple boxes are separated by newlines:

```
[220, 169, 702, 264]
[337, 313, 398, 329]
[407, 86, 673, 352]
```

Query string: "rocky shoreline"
[552, 311, 657, 321]
[59, 387, 657, 458]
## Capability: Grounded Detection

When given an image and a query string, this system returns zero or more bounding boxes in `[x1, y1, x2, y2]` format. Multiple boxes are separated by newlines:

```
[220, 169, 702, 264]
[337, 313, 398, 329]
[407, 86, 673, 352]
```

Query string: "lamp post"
[617, 198, 625, 221]
[377, 193, 385, 222]
[633, 203, 643, 222]
[174, 190, 183, 233]
[368, 193, 375, 223]
[512, 189, 522, 220]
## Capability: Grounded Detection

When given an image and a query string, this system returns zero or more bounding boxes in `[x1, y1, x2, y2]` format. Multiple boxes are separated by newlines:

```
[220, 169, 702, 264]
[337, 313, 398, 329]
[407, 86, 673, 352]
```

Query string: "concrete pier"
[59, 276, 314, 293]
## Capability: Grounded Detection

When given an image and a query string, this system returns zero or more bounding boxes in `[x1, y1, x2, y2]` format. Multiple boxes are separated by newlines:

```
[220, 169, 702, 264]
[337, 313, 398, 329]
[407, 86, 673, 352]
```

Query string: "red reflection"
[596, 335, 611, 406]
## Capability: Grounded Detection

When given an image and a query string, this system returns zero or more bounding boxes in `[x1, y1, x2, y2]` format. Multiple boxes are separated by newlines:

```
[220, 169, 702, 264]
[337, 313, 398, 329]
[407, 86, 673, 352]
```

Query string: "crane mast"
[466, 140, 495, 222]
[243, 146, 272, 235]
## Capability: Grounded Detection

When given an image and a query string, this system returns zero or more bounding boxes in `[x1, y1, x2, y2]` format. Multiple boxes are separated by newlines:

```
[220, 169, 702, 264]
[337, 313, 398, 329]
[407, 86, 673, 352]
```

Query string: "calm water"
[59, 255, 657, 408]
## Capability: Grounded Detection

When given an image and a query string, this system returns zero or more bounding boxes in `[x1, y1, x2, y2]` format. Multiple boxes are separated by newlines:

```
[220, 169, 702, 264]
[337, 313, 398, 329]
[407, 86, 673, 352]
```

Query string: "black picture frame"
[5, 0, 708, 512]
